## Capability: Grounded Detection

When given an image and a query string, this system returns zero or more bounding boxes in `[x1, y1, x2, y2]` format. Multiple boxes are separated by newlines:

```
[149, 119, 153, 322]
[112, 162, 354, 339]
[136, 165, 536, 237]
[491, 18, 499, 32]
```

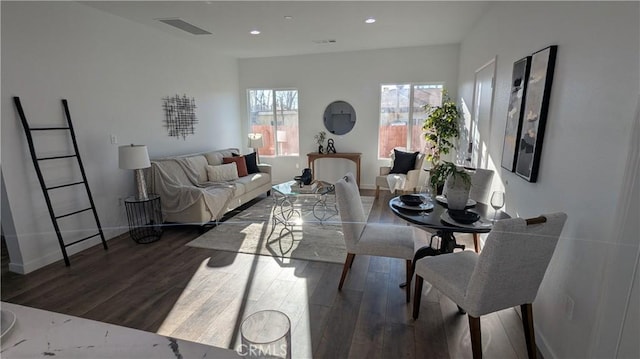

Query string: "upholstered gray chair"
[413, 213, 567, 359]
[335, 172, 423, 302]
[440, 167, 494, 252]
[468, 168, 494, 252]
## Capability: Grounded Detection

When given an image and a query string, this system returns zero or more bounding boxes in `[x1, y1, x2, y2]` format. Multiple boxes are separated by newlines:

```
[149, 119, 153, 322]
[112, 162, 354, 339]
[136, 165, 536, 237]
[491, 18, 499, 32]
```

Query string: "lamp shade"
[248, 133, 264, 149]
[119, 144, 151, 169]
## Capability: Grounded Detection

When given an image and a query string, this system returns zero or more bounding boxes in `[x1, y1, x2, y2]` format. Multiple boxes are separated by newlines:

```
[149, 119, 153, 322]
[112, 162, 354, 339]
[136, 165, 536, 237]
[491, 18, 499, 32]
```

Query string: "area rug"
[186, 195, 374, 264]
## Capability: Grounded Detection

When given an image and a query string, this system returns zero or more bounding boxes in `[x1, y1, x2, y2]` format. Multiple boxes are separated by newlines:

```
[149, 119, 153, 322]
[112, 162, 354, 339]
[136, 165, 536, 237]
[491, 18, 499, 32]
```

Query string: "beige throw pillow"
[206, 163, 239, 182]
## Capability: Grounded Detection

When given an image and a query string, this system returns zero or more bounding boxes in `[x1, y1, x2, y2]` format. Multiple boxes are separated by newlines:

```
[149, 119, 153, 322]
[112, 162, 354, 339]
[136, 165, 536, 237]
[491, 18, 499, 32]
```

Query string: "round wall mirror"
[323, 101, 356, 135]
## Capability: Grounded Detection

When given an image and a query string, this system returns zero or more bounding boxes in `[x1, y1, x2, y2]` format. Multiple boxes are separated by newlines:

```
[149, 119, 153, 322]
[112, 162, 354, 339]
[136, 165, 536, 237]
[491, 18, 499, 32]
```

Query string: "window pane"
[248, 90, 275, 156]
[248, 89, 299, 157]
[379, 84, 410, 158]
[274, 90, 299, 156]
[410, 84, 443, 153]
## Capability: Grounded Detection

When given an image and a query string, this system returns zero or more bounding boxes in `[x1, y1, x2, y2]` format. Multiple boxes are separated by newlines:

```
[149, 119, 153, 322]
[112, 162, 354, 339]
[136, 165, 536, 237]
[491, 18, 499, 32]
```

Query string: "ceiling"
[82, 1, 491, 59]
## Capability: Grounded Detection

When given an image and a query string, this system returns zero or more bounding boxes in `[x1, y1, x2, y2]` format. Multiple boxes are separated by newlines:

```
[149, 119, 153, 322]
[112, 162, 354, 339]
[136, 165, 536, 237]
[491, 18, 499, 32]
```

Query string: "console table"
[307, 152, 362, 187]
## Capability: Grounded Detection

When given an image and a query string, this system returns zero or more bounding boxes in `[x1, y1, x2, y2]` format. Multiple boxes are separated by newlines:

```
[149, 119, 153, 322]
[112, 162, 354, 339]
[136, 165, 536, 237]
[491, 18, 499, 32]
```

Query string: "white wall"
[1, 2, 241, 273]
[457, 2, 639, 358]
[238, 45, 459, 185]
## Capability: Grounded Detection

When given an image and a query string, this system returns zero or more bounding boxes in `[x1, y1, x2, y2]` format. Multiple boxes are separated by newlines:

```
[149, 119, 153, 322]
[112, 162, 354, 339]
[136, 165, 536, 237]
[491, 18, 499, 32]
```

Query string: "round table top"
[388, 195, 510, 234]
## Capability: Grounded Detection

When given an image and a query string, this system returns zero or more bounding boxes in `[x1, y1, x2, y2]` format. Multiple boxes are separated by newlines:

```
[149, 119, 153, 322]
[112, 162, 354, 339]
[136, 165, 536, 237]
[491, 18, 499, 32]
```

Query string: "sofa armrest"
[258, 163, 272, 175]
[379, 166, 391, 176]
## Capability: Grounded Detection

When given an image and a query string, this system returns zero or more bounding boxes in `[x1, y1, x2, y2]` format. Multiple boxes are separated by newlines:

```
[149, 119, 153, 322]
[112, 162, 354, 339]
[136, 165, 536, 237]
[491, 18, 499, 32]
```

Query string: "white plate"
[1, 309, 17, 339]
[440, 212, 492, 229]
[391, 197, 434, 211]
[435, 195, 477, 207]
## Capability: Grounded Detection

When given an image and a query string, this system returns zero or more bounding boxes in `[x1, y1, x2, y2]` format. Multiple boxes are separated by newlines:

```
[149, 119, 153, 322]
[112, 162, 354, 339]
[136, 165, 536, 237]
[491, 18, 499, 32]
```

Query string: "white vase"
[444, 174, 470, 210]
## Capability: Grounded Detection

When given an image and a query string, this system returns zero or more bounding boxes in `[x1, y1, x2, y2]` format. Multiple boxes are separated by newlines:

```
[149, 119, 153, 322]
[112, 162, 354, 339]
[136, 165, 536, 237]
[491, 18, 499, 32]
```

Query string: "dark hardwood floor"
[1, 190, 530, 358]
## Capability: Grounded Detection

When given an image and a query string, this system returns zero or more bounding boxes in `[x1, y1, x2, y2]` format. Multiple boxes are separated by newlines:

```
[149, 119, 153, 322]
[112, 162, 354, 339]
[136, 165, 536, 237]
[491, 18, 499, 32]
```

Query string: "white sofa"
[148, 148, 272, 225]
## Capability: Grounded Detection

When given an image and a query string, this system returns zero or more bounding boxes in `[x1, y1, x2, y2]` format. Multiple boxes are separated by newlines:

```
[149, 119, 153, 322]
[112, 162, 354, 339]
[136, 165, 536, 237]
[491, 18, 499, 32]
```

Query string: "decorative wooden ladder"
[14, 97, 108, 266]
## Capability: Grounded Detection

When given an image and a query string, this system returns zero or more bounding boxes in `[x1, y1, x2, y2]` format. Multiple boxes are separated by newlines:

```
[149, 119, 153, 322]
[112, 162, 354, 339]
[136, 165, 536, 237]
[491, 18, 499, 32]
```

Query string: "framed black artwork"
[515, 45, 557, 182]
[501, 56, 531, 172]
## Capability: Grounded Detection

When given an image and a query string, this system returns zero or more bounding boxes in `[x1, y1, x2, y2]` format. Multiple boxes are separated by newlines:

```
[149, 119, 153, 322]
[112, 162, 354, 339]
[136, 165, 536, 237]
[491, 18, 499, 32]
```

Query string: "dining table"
[388, 195, 511, 285]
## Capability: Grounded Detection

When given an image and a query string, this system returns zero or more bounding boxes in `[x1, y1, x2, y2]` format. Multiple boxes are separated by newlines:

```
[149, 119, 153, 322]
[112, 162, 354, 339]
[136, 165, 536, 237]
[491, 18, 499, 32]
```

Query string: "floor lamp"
[119, 144, 151, 200]
[248, 133, 264, 163]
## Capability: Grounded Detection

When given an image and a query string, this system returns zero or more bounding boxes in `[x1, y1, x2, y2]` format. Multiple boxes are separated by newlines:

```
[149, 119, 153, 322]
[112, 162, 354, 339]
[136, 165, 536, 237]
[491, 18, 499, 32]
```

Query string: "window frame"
[247, 88, 300, 157]
[377, 82, 444, 160]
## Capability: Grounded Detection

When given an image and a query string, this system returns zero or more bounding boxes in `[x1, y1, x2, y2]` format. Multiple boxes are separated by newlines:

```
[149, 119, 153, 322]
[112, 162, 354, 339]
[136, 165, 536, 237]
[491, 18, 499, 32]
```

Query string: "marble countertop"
[0, 302, 239, 358]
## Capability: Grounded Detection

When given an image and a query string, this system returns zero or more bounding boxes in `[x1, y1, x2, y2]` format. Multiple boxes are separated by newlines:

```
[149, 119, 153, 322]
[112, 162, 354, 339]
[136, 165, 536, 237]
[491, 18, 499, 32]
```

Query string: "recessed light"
[250, 30, 261, 35]
[365, 17, 376, 24]
[284, 15, 293, 20]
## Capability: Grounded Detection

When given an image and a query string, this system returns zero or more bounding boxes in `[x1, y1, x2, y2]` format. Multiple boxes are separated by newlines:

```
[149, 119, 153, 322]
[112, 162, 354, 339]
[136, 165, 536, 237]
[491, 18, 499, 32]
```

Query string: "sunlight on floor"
[155, 254, 313, 357]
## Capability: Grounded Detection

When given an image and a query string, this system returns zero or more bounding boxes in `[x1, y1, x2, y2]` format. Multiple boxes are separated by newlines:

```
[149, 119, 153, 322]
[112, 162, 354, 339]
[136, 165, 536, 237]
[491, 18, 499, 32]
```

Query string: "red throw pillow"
[223, 156, 248, 177]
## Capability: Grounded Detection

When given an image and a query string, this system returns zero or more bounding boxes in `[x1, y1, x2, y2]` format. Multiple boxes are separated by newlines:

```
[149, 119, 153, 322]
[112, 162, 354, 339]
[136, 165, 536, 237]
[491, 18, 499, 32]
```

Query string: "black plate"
[399, 194, 423, 207]
[448, 209, 480, 224]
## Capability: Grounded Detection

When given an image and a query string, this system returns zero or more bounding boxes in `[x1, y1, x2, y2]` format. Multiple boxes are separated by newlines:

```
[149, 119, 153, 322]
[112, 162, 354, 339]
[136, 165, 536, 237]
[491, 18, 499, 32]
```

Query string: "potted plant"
[423, 90, 461, 165]
[314, 131, 326, 153]
[429, 161, 472, 210]
[422, 90, 462, 192]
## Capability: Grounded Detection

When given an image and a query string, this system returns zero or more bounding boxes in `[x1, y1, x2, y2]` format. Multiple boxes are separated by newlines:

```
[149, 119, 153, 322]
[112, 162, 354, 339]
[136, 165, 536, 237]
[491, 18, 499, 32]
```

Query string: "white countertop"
[0, 302, 239, 358]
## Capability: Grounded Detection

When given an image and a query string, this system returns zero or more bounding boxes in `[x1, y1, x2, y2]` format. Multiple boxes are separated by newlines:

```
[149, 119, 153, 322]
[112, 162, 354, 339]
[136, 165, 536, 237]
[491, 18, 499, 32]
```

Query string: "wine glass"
[418, 185, 432, 216]
[490, 191, 505, 222]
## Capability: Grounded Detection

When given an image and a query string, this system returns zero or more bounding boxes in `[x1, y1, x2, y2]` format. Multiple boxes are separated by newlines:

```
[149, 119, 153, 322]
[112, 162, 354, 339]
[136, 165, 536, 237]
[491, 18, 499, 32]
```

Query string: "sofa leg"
[267, 190, 271, 197]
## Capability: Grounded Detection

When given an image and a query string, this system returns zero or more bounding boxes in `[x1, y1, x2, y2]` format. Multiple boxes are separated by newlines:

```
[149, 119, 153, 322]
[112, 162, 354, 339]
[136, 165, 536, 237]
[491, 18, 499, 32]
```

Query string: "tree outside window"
[248, 89, 299, 156]
[378, 83, 443, 159]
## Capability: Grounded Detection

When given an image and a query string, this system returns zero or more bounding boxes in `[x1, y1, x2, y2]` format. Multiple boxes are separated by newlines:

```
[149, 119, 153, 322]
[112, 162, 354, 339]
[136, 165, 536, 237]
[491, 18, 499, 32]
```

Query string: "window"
[378, 83, 443, 159]
[248, 89, 299, 157]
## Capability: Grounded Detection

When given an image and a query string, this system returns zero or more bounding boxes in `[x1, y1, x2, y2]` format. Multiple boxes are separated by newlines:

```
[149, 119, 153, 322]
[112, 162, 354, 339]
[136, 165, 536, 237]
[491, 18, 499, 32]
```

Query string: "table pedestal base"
[400, 230, 466, 288]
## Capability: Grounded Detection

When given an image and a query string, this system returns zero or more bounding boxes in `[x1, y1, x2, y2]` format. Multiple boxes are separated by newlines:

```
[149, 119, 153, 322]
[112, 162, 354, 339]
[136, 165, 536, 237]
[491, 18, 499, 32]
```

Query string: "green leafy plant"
[422, 90, 461, 165]
[429, 161, 471, 191]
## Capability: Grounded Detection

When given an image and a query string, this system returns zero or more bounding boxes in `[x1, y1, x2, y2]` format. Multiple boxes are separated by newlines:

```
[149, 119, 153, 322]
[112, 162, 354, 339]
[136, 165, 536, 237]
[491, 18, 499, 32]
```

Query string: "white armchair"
[375, 151, 426, 198]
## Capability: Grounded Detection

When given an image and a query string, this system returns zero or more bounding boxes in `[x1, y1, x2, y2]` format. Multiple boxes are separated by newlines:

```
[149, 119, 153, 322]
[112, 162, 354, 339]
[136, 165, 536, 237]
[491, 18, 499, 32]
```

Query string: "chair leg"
[338, 253, 356, 290]
[413, 275, 423, 319]
[473, 233, 480, 253]
[405, 259, 412, 303]
[350, 254, 356, 268]
[521, 304, 537, 359]
[375, 186, 380, 198]
[468, 315, 482, 359]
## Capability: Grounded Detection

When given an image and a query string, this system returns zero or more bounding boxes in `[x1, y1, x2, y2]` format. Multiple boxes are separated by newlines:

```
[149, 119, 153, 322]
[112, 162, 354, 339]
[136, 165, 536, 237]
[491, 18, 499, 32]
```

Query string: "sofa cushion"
[181, 155, 209, 183]
[236, 172, 270, 193]
[206, 163, 239, 182]
[223, 157, 248, 177]
[233, 152, 260, 174]
[204, 148, 240, 166]
[390, 149, 419, 174]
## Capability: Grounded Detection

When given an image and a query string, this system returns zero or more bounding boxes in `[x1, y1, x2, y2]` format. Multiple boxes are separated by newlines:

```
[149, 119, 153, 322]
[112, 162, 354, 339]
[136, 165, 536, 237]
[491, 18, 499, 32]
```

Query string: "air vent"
[312, 39, 337, 44]
[157, 18, 211, 35]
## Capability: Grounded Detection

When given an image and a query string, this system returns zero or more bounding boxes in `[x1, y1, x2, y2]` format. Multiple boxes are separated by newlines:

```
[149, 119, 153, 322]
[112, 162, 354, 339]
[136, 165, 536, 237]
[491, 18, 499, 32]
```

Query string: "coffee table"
[271, 180, 337, 230]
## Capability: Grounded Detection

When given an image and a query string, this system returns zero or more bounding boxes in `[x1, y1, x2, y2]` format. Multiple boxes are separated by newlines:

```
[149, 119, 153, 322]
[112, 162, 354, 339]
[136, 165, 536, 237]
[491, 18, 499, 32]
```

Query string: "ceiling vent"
[157, 18, 211, 35]
[312, 39, 337, 44]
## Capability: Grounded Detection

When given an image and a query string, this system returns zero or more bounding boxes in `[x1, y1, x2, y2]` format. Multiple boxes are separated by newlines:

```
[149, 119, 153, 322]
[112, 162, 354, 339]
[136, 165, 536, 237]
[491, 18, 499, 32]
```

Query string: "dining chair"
[468, 168, 494, 252]
[412, 212, 567, 359]
[335, 172, 422, 302]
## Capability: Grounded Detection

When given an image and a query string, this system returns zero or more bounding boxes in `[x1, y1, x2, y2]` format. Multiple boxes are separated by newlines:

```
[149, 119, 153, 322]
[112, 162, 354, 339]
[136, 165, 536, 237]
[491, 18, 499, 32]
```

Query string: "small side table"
[124, 194, 163, 244]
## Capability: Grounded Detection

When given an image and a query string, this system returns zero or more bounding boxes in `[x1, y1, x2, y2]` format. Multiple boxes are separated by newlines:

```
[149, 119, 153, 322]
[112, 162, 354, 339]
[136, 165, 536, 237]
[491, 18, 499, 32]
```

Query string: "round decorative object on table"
[124, 194, 163, 244]
[0, 310, 17, 339]
[240, 310, 291, 359]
